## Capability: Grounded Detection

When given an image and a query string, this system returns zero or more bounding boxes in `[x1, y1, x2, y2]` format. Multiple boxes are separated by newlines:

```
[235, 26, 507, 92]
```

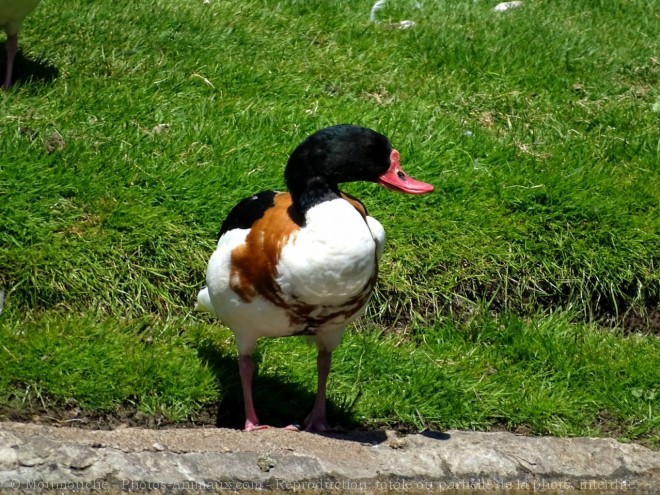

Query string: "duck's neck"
[290, 177, 342, 216]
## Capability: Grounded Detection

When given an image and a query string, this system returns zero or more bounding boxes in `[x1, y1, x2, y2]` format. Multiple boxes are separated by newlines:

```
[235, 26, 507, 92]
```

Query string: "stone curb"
[0, 422, 658, 493]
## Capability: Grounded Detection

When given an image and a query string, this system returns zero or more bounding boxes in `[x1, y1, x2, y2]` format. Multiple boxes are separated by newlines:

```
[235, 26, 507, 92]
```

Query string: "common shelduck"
[1, 0, 41, 90]
[196, 125, 434, 432]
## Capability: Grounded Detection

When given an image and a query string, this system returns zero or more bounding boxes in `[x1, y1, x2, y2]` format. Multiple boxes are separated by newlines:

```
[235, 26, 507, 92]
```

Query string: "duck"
[1, 0, 41, 90]
[196, 124, 434, 432]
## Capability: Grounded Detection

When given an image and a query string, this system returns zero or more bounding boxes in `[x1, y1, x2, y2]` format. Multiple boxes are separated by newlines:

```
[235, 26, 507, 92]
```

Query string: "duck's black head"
[285, 125, 433, 213]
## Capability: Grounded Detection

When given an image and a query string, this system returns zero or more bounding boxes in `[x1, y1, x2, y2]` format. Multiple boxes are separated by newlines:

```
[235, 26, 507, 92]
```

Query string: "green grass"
[1, 0, 658, 444]
[302, 315, 658, 441]
[0, 314, 217, 421]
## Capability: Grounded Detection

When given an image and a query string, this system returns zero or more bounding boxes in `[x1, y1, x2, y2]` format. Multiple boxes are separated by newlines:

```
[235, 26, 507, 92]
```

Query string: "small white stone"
[494, 1, 523, 12]
[397, 20, 417, 29]
[152, 123, 171, 134]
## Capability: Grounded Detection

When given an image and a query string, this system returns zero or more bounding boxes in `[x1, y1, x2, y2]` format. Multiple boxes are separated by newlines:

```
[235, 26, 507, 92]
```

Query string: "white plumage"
[198, 198, 385, 355]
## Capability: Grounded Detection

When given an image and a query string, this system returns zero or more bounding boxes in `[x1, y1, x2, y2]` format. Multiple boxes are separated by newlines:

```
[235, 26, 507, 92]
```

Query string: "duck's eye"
[397, 170, 406, 179]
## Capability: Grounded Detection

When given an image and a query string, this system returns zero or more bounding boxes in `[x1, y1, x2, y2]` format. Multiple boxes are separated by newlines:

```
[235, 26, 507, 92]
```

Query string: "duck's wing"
[198, 190, 280, 313]
[217, 190, 279, 240]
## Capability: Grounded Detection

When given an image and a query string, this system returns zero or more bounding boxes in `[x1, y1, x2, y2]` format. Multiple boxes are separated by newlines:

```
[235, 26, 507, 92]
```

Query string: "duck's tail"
[195, 287, 214, 313]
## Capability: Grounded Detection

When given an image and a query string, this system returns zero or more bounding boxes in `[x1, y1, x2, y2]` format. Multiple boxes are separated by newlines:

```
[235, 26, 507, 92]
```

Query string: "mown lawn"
[1, 0, 658, 446]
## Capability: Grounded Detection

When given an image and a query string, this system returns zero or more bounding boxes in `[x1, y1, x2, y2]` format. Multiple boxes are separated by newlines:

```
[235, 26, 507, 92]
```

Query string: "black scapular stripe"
[218, 190, 278, 240]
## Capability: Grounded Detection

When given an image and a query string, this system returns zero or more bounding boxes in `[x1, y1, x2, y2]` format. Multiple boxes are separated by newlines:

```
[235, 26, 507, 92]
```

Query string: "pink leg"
[238, 354, 299, 432]
[3, 34, 18, 91]
[304, 350, 332, 432]
[238, 355, 269, 431]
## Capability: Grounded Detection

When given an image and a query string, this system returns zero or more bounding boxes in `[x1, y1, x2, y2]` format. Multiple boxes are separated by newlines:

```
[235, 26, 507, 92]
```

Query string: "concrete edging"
[0, 422, 658, 493]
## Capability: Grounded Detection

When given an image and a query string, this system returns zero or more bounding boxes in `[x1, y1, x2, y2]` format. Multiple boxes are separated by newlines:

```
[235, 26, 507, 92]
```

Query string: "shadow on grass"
[197, 342, 387, 443]
[0, 45, 58, 88]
